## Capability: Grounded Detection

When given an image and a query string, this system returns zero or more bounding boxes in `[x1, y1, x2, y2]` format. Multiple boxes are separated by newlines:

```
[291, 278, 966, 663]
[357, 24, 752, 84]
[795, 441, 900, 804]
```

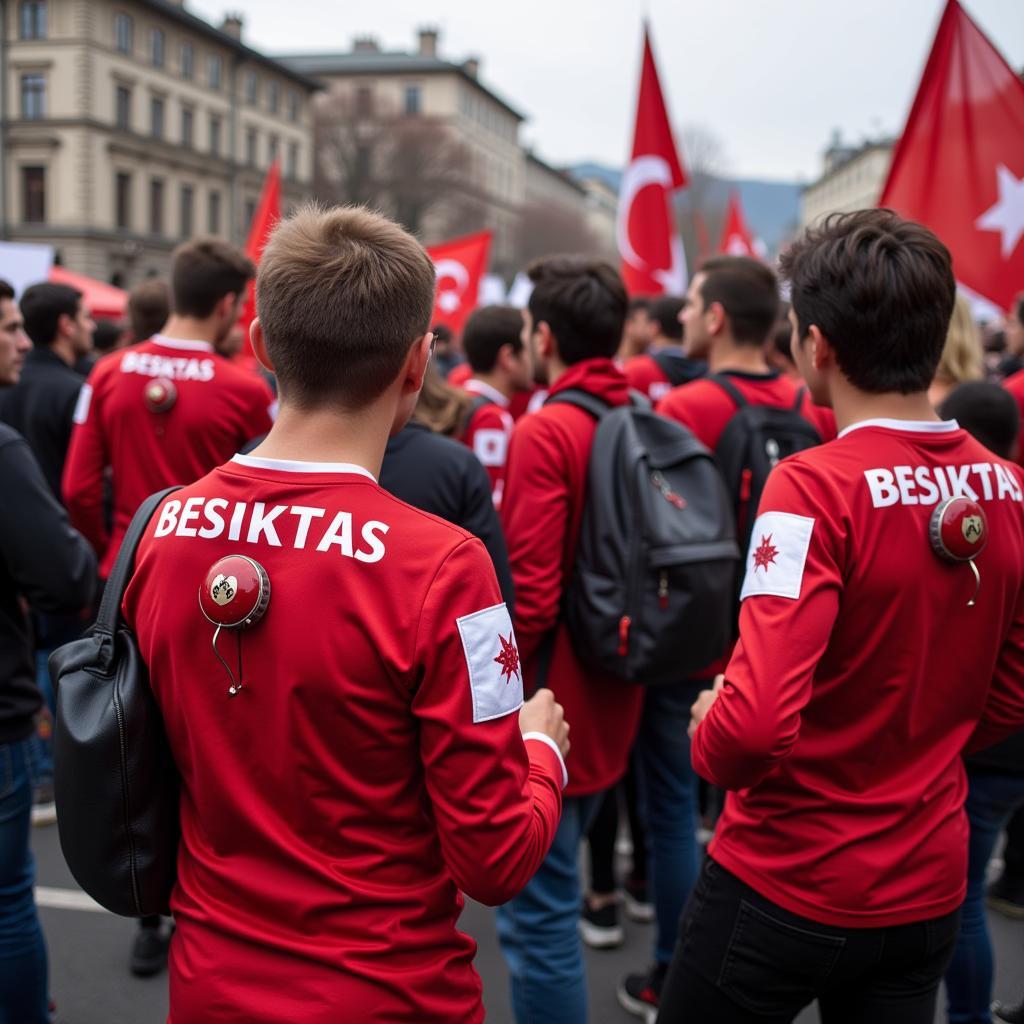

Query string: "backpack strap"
[94, 486, 181, 669]
[544, 388, 610, 420]
[707, 373, 749, 410]
[793, 385, 807, 411]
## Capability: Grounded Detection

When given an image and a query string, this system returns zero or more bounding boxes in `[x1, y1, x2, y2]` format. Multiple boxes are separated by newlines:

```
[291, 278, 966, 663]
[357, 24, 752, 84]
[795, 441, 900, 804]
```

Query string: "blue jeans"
[32, 651, 55, 787]
[0, 738, 49, 1023]
[495, 793, 602, 1024]
[635, 682, 701, 965]
[945, 769, 1024, 1024]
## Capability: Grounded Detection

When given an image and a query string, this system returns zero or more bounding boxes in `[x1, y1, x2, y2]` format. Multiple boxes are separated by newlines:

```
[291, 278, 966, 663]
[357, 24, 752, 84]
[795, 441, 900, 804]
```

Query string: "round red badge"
[199, 555, 271, 630]
[929, 497, 988, 562]
[144, 378, 177, 413]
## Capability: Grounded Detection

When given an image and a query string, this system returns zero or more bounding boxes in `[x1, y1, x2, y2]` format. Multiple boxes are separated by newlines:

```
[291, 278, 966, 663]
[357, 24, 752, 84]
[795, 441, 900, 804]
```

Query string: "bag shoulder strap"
[707, 373, 748, 410]
[95, 486, 182, 639]
[544, 388, 610, 420]
[793, 385, 808, 412]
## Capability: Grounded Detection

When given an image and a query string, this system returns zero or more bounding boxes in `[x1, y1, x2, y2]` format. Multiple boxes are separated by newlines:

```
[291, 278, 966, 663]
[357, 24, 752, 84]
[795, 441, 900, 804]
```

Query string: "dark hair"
[171, 237, 254, 318]
[431, 323, 454, 345]
[697, 256, 779, 346]
[1016, 295, 1024, 328]
[650, 295, 684, 341]
[770, 317, 795, 366]
[0, 280, 13, 302]
[527, 256, 627, 365]
[628, 296, 653, 317]
[93, 318, 124, 353]
[939, 381, 1020, 460]
[463, 305, 523, 373]
[779, 209, 955, 394]
[257, 204, 436, 409]
[20, 283, 82, 346]
[128, 278, 170, 340]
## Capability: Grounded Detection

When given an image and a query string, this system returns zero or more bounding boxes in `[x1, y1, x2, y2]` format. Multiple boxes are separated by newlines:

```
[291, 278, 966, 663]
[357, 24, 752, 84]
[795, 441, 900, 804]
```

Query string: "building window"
[404, 85, 421, 116]
[115, 84, 132, 130]
[209, 115, 221, 157]
[150, 96, 164, 138]
[22, 166, 45, 223]
[286, 90, 299, 122]
[286, 141, 298, 181]
[149, 178, 164, 235]
[181, 107, 194, 148]
[355, 86, 373, 118]
[244, 71, 258, 105]
[268, 134, 279, 165]
[150, 28, 164, 67]
[208, 190, 221, 234]
[115, 172, 131, 230]
[208, 54, 222, 89]
[180, 43, 194, 80]
[20, 74, 45, 119]
[180, 185, 194, 238]
[19, 1, 47, 40]
[267, 81, 279, 115]
[114, 12, 132, 54]
[245, 128, 257, 167]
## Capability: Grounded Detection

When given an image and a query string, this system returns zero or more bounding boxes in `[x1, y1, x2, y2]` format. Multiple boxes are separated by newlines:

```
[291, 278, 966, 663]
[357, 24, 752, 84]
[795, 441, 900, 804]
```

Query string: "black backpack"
[546, 389, 740, 685]
[710, 374, 822, 555]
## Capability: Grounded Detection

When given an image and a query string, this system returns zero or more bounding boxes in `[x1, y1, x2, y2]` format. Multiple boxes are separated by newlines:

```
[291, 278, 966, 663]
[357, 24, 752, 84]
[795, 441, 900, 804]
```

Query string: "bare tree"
[515, 199, 602, 268]
[675, 122, 730, 267]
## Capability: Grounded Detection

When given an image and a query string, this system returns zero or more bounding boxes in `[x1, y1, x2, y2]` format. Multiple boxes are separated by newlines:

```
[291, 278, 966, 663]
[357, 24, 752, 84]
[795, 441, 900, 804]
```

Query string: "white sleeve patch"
[456, 602, 524, 723]
[739, 511, 815, 602]
[72, 383, 92, 425]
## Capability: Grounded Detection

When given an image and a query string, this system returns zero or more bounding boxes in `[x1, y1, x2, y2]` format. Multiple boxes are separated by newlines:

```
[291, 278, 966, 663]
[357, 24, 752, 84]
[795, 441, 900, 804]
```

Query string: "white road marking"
[35, 886, 109, 914]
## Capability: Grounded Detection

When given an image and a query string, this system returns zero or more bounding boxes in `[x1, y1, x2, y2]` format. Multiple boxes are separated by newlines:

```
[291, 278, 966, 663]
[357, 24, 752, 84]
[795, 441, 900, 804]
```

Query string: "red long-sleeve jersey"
[695, 419, 1024, 927]
[462, 379, 515, 508]
[63, 336, 275, 577]
[123, 455, 565, 1023]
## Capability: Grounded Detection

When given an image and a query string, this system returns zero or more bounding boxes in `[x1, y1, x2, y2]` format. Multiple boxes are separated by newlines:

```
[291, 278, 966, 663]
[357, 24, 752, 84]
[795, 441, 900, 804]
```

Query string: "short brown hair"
[256, 205, 436, 409]
[780, 209, 955, 394]
[128, 278, 170, 341]
[171, 237, 254, 318]
[463, 305, 523, 374]
[697, 256, 779, 346]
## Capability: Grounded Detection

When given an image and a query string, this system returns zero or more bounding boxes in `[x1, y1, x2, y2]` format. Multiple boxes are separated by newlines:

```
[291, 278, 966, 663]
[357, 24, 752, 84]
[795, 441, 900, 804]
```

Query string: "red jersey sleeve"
[500, 414, 573, 662]
[463, 404, 514, 509]
[62, 369, 111, 561]
[412, 537, 564, 907]
[692, 461, 844, 790]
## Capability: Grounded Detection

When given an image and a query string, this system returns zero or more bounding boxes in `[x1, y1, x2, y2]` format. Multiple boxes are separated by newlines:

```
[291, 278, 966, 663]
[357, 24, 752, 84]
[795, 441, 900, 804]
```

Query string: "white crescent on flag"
[434, 258, 470, 315]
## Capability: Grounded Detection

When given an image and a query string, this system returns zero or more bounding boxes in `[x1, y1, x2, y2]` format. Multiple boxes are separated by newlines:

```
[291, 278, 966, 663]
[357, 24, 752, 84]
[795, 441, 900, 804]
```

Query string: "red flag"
[617, 25, 689, 296]
[238, 161, 281, 359]
[425, 231, 492, 338]
[879, 0, 1024, 311]
[718, 191, 757, 257]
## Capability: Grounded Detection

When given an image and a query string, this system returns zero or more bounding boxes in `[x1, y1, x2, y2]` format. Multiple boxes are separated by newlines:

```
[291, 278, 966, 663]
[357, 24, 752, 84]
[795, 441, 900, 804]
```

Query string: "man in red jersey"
[460, 305, 532, 508]
[121, 206, 569, 1024]
[496, 256, 643, 1024]
[62, 239, 276, 580]
[1000, 295, 1024, 463]
[622, 294, 704, 403]
[657, 210, 1024, 1024]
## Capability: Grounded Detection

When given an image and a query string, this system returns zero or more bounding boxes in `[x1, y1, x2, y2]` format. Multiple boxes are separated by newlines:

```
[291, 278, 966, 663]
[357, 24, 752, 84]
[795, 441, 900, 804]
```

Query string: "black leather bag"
[50, 487, 181, 917]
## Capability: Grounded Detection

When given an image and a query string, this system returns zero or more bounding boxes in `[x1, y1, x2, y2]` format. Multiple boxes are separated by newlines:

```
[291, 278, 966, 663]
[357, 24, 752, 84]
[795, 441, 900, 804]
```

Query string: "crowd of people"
[0, 204, 1022, 1024]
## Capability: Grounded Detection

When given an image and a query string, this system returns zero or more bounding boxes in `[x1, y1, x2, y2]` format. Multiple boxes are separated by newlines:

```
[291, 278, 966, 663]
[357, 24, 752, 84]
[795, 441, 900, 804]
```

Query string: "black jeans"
[658, 858, 961, 1024]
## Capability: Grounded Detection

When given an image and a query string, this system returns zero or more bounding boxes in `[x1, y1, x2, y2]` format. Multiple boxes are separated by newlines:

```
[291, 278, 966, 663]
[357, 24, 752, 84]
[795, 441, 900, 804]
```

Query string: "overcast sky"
[188, 0, 1024, 182]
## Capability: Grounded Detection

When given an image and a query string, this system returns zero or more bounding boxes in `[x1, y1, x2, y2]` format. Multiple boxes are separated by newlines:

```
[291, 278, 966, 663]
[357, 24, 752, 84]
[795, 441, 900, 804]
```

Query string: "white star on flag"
[975, 165, 1024, 259]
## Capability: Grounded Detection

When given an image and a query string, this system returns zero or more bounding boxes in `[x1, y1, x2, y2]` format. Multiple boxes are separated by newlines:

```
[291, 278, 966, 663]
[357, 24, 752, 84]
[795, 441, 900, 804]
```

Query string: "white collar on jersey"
[838, 417, 960, 439]
[464, 379, 510, 408]
[151, 335, 214, 353]
[230, 453, 377, 481]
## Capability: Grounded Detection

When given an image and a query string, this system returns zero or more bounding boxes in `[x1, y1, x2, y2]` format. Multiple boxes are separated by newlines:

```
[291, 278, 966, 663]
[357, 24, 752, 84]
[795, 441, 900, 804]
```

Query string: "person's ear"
[706, 301, 726, 336]
[57, 312, 74, 340]
[807, 325, 833, 371]
[403, 332, 434, 394]
[536, 321, 555, 360]
[250, 319, 275, 374]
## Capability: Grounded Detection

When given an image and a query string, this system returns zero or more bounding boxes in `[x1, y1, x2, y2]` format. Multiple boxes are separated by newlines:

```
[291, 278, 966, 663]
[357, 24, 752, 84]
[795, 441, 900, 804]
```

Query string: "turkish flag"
[426, 230, 492, 338]
[617, 25, 689, 296]
[239, 160, 281, 357]
[719, 191, 757, 257]
[879, 0, 1024, 312]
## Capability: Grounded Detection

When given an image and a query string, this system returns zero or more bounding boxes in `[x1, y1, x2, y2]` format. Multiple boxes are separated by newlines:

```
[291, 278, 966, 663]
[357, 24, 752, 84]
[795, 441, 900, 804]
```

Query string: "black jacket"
[0, 347, 85, 499]
[381, 422, 514, 610]
[0, 425, 96, 742]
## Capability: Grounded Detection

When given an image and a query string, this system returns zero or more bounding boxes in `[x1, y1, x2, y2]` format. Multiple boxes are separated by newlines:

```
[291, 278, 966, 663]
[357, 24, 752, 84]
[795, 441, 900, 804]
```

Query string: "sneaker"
[130, 922, 172, 977]
[617, 963, 668, 1023]
[31, 784, 57, 827]
[987, 870, 1024, 919]
[623, 875, 655, 923]
[993, 1001, 1024, 1024]
[578, 895, 624, 949]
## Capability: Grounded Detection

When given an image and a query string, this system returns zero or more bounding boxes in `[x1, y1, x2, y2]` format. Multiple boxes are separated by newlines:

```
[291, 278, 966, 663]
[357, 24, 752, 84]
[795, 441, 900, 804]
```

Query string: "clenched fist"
[519, 688, 570, 758]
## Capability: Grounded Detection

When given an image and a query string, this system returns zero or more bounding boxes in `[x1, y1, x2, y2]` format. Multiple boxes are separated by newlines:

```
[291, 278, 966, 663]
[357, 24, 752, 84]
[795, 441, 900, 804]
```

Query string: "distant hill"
[568, 162, 802, 255]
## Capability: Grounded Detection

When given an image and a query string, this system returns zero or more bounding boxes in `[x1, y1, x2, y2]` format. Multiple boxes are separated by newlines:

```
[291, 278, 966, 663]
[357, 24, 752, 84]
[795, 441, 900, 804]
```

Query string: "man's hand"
[520, 688, 570, 758]
[689, 674, 726, 739]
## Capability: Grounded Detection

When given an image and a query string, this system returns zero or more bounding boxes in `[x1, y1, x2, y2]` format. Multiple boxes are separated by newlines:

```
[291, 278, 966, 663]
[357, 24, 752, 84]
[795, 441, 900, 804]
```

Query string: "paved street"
[32, 822, 1023, 1023]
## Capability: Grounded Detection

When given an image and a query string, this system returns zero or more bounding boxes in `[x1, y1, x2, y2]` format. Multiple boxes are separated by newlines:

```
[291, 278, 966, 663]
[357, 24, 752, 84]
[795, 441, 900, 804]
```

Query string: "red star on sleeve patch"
[740, 512, 815, 601]
[456, 603, 524, 723]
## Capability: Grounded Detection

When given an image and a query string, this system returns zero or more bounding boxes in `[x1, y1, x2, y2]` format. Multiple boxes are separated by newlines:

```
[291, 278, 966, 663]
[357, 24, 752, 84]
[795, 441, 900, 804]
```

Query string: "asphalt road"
[32, 822, 1024, 1023]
